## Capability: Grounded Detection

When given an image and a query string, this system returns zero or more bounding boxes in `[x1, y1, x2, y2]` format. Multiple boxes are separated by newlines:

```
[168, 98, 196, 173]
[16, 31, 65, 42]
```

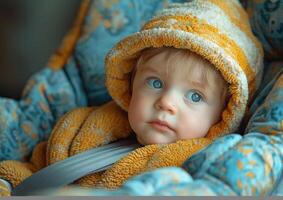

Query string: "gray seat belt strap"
[12, 138, 141, 196]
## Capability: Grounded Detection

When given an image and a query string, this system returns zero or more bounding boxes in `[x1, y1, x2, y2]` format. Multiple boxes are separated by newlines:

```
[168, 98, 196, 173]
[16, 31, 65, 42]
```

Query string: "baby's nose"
[155, 93, 177, 114]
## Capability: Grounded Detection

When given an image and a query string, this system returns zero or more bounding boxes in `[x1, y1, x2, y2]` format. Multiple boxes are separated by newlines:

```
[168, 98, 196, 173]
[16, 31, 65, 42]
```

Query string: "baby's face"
[128, 50, 226, 145]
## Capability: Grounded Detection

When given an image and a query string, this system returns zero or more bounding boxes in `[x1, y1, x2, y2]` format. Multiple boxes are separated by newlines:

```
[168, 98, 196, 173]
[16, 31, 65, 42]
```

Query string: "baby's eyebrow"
[139, 66, 160, 75]
[187, 79, 208, 92]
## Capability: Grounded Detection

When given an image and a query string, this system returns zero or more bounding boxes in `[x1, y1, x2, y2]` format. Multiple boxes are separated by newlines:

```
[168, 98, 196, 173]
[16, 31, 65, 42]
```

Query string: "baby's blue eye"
[185, 90, 203, 103]
[146, 78, 163, 89]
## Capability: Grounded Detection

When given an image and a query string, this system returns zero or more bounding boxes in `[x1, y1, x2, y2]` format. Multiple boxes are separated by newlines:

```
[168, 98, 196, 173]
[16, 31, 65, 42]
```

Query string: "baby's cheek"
[128, 100, 144, 131]
[178, 113, 209, 139]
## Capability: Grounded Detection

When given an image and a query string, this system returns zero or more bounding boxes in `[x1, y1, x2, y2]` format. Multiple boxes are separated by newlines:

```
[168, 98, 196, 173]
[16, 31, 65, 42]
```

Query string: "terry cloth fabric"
[105, 0, 264, 139]
[0, 0, 264, 192]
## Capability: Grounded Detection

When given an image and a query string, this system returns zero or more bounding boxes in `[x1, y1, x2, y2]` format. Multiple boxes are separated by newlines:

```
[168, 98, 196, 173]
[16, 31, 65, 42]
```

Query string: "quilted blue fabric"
[0, 60, 87, 160]
[241, 0, 283, 60]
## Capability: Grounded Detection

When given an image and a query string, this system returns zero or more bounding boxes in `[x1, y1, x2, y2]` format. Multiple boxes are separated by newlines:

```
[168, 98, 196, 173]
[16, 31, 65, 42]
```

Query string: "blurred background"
[0, 0, 82, 99]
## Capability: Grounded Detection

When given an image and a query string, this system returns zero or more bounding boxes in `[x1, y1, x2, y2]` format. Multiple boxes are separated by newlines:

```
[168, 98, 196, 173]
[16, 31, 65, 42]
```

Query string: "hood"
[105, 0, 263, 139]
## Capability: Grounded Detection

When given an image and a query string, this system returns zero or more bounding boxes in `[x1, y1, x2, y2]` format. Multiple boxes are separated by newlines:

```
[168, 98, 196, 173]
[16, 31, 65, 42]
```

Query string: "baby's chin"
[136, 135, 175, 145]
[136, 136, 148, 145]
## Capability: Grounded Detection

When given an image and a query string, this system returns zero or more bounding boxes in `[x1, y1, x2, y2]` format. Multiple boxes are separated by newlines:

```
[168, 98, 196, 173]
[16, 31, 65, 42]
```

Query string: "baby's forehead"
[140, 52, 214, 78]
[136, 48, 226, 89]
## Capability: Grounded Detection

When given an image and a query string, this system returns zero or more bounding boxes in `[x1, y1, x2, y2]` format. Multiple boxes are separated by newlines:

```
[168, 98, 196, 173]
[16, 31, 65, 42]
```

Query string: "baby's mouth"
[148, 120, 175, 133]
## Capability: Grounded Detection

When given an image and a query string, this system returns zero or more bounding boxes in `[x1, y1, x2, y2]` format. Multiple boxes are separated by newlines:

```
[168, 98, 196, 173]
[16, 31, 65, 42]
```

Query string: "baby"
[0, 0, 263, 195]
[128, 47, 228, 145]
